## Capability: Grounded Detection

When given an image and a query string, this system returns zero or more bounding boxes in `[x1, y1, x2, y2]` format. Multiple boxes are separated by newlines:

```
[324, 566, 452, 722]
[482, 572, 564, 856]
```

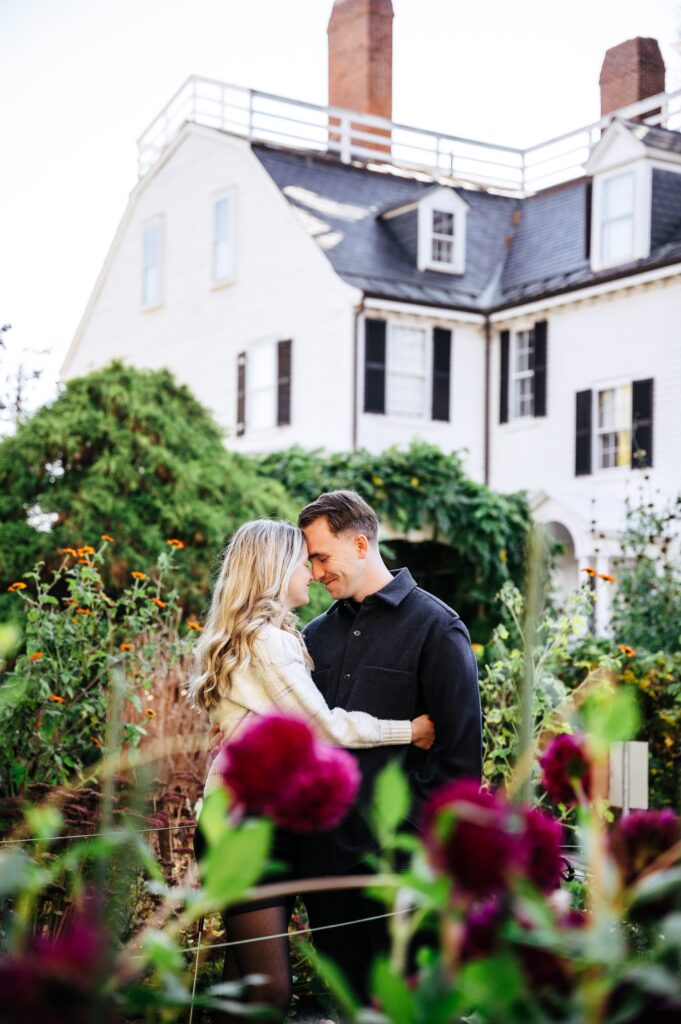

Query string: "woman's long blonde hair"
[189, 519, 310, 711]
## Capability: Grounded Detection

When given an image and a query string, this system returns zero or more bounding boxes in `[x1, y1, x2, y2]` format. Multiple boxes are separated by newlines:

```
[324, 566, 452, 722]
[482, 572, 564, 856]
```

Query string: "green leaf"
[0, 675, 28, 710]
[202, 818, 273, 906]
[197, 787, 231, 849]
[371, 956, 414, 1024]
[581, 685, 641, 745]
[371, 761, 410, 842]
[143, 929, 184, 974]
[297, 938, 360, 1019]
[25, 805, 64, 842]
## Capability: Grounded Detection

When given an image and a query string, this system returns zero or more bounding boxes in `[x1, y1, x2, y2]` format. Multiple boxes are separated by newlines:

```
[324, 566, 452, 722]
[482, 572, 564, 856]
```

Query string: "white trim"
[489, 262, 681, 324]
[362, 298, 484, 324]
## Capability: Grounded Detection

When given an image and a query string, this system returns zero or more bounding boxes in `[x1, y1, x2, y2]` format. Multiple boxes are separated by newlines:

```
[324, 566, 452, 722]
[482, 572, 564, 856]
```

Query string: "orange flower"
[100, 534, 115, 543]
[619, 644, 637, 657]
[75, 607, 90, 615]
[101, 594, 115, 605]
[186, 620, 204, 632]
[59, 547, 78, 557]
[167, 538, 185, 550]
[78, 559, 95, 566]
[49, 694, 65, 703]
[90, 736, 102, 749]
[581, 568, 597, 577]
[29, 652, 43, 662]
[77, 545, 95, 556]
[151, 597, 167, 608]
[62, 597, 76, 604]
[144, 708, 156, 719]
[119, 642, 133, 652]
[598, 573, 616, 583]
[7, 582, 27, 592]
[131, 571, 146, 581]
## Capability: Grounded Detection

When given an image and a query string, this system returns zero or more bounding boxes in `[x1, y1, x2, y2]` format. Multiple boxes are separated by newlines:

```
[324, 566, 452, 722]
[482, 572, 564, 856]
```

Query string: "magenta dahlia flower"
[610, 809, 681, 886]
[422, 779, 521, 897]
[460, 898, 505, 962]
[217, 713, 359, 832]
[539, 733, 592, 806]
[521, 806, 564, 893]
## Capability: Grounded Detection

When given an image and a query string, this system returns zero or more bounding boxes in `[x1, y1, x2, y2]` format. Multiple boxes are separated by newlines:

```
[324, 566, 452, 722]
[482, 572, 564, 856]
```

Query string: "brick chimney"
[599, 37, 666, 121]
[327, 0, 393, 156]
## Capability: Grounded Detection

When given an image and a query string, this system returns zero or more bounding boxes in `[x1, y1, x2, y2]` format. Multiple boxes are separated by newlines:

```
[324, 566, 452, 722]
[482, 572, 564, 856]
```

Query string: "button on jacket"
[302, 568, 483, 871]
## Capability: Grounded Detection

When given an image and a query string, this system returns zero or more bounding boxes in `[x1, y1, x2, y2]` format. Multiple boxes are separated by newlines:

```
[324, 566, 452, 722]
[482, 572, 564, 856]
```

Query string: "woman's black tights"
[217, 900, 294, 1023]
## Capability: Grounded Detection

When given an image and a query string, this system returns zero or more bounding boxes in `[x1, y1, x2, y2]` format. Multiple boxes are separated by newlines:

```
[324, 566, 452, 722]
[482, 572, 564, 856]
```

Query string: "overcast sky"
[1, 0, 680, 412]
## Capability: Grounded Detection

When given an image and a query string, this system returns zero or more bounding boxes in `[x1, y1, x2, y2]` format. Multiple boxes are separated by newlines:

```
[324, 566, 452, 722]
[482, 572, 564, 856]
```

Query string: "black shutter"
[277, 339, 292, 426]
[632, 378, 653, 469]
[533, 320, 547, 417]
[364, 319, 386, 414]
[236, 352, 246, 437]
[575, 389, 592, 476]
[499, 330, 510, 423]
[432, 327, 452, 421]
[584, 180, 593, 260]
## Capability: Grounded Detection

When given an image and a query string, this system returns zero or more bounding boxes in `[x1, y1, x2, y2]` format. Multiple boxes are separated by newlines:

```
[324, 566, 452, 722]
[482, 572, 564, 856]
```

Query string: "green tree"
[0, 362, 294, 618]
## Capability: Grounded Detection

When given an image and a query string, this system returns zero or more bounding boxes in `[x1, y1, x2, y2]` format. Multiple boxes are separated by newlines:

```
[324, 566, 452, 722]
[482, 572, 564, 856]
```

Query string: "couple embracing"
[189, 490, 482, 1020]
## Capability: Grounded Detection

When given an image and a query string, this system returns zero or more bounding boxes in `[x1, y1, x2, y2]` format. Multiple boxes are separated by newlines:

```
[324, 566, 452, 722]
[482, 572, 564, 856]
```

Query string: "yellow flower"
[131, 571, 146, 581]
[7, 582, 27, 592]
[371, 476, 384, 487]
[471, 643, 485, 658]
[144, 708, 156, 720]
[499, 548, 507, 564]
[77, 545, 95, 557]
[100, 534, 115, 543]
[410, 477, 420, 487]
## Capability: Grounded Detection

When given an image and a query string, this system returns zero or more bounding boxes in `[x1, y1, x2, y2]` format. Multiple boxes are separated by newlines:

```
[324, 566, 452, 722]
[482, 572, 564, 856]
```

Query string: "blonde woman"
[189, 519, 434, 1022]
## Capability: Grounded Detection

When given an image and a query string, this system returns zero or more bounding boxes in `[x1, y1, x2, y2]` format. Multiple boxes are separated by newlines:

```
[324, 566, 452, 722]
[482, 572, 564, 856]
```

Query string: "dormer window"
[417, 188, 468, 274]
[601, 171, 635, 264]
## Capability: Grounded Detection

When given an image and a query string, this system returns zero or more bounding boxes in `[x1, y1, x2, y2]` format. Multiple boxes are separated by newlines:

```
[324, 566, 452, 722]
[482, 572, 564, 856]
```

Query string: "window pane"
[213, 240, 231, 281]
[432, 237, 453, 263]
[598, 389, 615, 429]
[246, 345, 276, 430]
[432, 210, 454, 236]
[214, 198, 229, 241]
[603, 173, 634, 219]
[386, 325, 426, 417]
[602, 217, 634, 263]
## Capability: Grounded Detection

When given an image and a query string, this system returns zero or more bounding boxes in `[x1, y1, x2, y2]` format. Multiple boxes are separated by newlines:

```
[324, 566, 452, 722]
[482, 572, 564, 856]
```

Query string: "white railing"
[137, 77, 681, 194]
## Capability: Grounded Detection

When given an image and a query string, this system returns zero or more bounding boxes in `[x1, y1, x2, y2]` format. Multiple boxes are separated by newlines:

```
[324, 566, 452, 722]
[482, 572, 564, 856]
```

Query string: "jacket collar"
[326, 568, 417, 614]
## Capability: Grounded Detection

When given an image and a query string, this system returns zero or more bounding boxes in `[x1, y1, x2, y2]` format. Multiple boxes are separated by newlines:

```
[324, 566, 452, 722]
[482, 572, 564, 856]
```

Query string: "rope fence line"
[0, 820, 198, 846]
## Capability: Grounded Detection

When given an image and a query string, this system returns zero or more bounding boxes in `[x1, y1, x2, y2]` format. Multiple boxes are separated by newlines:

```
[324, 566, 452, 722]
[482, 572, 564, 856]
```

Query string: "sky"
[1, 0, 680, 414]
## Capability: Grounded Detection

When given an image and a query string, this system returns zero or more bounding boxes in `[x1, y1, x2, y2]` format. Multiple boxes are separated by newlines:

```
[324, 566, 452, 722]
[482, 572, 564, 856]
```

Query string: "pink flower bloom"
[460, 898, 505, 962]
[217, 713, 359, 832]
[276, 746, 361, 832]
[539, 733, 592, 807]
[422, 779, 521, 897]
[610, 809, 681, 886]
[521, 806, 564, 893]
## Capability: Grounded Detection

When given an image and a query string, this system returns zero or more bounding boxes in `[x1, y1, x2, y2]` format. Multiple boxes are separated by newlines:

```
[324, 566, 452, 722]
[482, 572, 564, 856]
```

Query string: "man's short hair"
[298, 490, 379, 543]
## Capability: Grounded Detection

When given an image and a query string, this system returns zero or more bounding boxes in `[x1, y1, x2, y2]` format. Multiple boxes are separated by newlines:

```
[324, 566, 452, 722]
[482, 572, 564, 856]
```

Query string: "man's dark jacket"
[301, 568, 482, 874]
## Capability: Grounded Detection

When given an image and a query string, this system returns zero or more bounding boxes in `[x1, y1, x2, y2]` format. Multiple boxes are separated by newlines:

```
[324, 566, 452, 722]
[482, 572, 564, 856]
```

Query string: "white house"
[62, 2, 681, 631]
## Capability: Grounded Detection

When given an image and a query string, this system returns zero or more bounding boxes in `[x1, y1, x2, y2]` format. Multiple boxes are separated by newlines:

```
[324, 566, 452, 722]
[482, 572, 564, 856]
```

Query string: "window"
[246, 344, 278, 431]
[236, 340, 292, 435]
[386, 324, 427, 417]
[431, 210, 454, 265]
[212, 197, 232, 283]
[596, 384, 632, 469]
[499, 322, 547, 424]
[142, 222, 161, 307]
[511, 329, 535, 418]
[363, 319, 452, 421]
[600, 172, 635, 265]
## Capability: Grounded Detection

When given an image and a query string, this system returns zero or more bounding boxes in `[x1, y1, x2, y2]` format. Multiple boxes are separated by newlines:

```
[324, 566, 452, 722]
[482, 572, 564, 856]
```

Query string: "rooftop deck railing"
[137, 77, 681, 194]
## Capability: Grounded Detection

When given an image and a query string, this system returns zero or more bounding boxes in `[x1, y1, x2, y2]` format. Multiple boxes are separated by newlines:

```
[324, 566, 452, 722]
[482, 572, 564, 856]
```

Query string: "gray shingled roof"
[252, 135, 681, 312]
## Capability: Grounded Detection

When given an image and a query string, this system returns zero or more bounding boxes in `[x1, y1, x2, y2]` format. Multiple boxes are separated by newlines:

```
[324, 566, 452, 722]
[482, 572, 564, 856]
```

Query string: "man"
[209, 490, 482, 997]
[295, 490, 482, 996]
